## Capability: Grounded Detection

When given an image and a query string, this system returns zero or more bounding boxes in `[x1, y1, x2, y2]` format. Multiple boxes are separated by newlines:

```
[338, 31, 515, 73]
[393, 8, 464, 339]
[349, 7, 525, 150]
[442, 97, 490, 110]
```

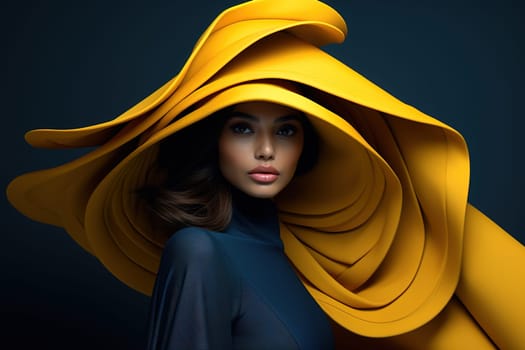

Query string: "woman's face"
[219, 101, 304, 198]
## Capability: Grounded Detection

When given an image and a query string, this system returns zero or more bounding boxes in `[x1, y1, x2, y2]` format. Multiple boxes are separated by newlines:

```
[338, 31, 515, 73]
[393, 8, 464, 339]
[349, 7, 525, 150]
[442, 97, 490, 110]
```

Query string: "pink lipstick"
[248, 165, 279, 183]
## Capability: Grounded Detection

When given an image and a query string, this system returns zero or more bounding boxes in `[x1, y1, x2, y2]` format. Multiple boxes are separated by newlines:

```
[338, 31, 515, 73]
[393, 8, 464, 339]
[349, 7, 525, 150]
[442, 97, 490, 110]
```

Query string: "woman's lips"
[248, 166, 279, 183]
[248, 173, 279, 183]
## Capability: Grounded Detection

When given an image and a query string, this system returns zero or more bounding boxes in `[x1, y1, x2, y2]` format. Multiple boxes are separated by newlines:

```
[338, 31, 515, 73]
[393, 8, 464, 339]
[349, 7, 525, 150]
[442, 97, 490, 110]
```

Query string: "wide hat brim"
[7, 0, 469, 337]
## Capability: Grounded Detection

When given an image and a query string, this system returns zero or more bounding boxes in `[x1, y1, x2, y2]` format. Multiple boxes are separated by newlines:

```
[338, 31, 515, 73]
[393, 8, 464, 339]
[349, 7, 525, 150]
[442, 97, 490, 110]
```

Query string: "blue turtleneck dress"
[146, 193, 334, 349]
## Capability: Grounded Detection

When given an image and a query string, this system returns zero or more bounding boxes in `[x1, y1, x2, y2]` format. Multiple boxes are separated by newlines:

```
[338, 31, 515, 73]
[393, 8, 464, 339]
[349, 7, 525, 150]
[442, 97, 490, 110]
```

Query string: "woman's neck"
[225, 188, 282, 247]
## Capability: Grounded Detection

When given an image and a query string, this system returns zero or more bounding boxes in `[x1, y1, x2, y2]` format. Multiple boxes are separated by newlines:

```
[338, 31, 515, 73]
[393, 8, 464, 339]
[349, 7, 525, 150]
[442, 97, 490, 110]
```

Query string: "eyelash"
[276, 124, 297, 136]
[229, 123, 298, 136]
[230, 123, 253, 134]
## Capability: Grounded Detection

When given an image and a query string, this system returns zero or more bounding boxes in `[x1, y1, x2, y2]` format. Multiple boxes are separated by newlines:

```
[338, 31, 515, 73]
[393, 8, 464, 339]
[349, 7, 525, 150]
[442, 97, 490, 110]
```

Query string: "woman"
[6, 0, 524, 349]
[144, 101, 333, 349]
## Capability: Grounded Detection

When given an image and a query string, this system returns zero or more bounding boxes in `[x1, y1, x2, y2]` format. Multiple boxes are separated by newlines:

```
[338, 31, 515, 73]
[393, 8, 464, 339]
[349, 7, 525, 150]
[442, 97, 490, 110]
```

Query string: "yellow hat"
[6, 0, 469, 338]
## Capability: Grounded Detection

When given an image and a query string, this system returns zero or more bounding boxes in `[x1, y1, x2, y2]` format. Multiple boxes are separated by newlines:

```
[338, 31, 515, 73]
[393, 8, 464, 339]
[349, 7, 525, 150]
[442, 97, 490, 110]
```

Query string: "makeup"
[248, 165, 279, 183]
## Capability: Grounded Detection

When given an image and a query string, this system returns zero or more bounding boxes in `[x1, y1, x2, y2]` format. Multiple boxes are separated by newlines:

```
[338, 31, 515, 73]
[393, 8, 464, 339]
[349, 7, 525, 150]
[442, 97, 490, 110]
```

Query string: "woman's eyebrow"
[227, 112, 302, 123]
[276, 114, 302, 123]
[227, 111, 257, 121]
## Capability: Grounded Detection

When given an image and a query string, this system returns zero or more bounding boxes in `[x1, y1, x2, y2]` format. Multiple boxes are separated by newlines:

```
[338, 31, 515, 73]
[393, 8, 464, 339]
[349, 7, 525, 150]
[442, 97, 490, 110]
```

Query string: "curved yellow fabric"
[456, 205, 525, 349]
[6, 0, 524, 346]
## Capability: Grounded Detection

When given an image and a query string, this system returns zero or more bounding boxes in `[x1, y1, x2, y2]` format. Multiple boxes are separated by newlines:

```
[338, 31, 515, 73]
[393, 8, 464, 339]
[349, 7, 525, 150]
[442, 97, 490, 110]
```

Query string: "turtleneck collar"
[223, 188, 283, 248]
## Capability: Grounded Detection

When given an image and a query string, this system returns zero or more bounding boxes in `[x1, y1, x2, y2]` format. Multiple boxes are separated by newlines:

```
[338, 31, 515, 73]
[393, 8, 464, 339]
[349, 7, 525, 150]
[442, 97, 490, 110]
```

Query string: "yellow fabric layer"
[332, 296, 496, 349]
[6, 0, 524, 344]
[456, 205, 525, 349]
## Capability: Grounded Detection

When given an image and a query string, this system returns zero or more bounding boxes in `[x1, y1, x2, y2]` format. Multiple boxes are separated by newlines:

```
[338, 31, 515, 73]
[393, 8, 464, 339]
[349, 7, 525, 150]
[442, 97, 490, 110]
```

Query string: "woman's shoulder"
[163, 226, 223, 263]
[159, 227, 240, 291]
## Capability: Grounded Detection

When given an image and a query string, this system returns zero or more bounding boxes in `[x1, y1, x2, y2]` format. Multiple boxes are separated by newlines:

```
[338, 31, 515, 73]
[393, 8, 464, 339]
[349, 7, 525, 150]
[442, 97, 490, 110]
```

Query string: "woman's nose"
[255, 133, 275, 160]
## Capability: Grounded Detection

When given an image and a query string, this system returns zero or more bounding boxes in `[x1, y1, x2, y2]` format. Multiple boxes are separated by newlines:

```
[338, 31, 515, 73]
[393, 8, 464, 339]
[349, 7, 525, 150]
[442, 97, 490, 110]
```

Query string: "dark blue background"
[2, 1, 523, 349]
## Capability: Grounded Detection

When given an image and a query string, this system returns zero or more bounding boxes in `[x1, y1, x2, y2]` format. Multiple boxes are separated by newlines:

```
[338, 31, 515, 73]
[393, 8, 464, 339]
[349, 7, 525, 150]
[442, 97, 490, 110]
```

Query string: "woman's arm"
[146, 228, 239, 350]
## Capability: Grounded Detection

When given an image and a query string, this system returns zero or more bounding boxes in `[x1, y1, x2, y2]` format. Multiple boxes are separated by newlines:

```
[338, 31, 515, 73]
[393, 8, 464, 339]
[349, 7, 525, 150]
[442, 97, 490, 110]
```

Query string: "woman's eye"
[230, 123, 253, 134]
[276, 124, 297, 136]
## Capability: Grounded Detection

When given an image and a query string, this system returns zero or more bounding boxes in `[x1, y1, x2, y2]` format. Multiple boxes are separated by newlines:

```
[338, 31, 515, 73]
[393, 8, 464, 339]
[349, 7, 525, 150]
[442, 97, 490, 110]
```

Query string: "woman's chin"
[235, 183, 285, 199]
